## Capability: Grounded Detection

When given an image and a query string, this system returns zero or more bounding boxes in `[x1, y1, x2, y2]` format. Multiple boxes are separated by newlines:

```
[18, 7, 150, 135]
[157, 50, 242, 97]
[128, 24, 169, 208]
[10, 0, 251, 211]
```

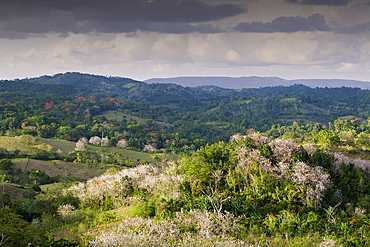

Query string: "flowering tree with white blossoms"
[291, 162, 331, 209]
[101, 137, 109, 146]
[75, 138, 87, 151]
[143, 144, 156, 153]
[57, 204, 76, 222]
[89, 136, 101, 145]
[116, 139, 128, 148]
[88, 210, 245, 247]
[66, 163, 185, 209]
[268, 138, 301, 163]
[79, 137, 88, 144]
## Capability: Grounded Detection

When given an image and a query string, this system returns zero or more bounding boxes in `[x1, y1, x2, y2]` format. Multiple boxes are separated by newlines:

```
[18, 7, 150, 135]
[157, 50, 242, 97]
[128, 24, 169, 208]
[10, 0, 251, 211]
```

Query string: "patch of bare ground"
[0, 183, 32, 202]
[12, 159, 117, 180]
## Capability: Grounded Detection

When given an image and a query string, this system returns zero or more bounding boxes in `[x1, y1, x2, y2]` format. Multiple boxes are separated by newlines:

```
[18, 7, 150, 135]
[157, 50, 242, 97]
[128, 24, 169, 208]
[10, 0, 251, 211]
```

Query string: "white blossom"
[101, 137, 109, 146]
[75, 139, 87, 151]
[236, 147, 271, 171]
[247, 132, 269, 147]
[143, 144, 156, 153]
[291, 162, 331, 209]
[79, 137, 89, 144]
[89, 210, 246, 247]
[330, 152, 370, 174]
[89, 136, 101, 145]
[67, 165, 162, 207]
[57, 204, 75, 221]
[302, 144, 317, 155]
[229, 134, 246, 142]
[318, 238, 342, 247]
[269, 139, 300, 163]
[116, 139, 128, 148]
[234, 137, 331, 209]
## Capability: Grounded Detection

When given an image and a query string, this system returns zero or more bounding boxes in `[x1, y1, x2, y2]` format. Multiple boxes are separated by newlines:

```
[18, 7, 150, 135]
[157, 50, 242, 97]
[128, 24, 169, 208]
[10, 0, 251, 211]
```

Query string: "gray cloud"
[285, 0, 350, 6]
[335, 22, 370, 34]
[76, 21, 224, 35]
[233, 14, 332, 33]
[0, 0, 245, 38]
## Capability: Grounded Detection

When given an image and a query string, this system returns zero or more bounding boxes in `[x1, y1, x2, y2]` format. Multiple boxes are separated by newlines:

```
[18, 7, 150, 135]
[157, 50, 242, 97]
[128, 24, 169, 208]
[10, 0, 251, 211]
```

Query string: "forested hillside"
[1, 73, 370, 246]
[145, 76, 370, 89]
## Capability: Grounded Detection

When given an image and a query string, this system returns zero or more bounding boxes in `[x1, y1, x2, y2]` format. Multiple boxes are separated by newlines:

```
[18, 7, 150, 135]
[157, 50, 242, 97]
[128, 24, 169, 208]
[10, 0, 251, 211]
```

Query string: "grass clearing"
[40, 182, 67, 192]
[98, 110, 172, 128]
[281, 98, 297, 103]
[0, 136, 36, 151]
[204, 121, 231, 129]
[12, 159, 119, 181]
[238, 99, 252, 104]
[97, 110, 126, 122]
[39, 138, 76, 154]
[40, 138, 155, 162]
[0, 183, 32, 202]
[89, 145, 155, 163]
[338, 115, 365, 121]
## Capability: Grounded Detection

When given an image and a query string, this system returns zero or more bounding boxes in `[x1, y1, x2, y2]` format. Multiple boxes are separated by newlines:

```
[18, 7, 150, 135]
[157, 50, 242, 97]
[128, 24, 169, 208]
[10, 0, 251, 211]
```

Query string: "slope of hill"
[3, 72, 370, 111]
[1, 72, 370, 132]
[1, 72, 222, 110]
[2, 73, 370, 246]
[0, 80, 80, 96]
[22, 72, 143, 92]
[195, 84, 366, 101]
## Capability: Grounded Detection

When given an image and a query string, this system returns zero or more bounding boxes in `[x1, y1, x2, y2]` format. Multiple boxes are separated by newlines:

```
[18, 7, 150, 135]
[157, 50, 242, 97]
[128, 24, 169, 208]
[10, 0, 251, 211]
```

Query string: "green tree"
[0, 207, 47, 246]
[0, 159, 12, 170]
[182, 141, 234, 184]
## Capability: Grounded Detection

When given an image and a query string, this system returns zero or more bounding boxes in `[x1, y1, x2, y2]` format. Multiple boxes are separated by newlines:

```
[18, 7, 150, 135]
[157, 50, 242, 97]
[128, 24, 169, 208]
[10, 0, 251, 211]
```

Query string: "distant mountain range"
[145, 76, 370, 90]
[1, 72, 370, 111]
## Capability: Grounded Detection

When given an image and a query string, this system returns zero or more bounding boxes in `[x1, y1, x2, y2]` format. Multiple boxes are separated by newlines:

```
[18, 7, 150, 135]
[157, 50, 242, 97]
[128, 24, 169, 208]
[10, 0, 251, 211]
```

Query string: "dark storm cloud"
[285, 0, 350, 6]
[140, 23, 224, 34]
[0, 0, 245, 38]
[233, 14, 332, 33]
[335, 22, 370, 34]
[85, 21, 224, 34]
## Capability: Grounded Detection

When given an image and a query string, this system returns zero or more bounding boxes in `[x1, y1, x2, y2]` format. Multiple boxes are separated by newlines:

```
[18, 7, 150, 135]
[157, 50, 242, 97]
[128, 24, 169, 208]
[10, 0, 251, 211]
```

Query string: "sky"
[0, 0, 370, 82]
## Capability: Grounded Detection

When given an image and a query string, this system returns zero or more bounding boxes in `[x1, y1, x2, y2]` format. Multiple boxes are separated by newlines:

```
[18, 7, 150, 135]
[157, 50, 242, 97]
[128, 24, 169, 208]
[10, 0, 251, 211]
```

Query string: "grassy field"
[39, 138, 76, 154]
[281, 98, 297, 103]
[237, 99, 252, 104]
[0, 135, 72, 153]
[0, 135, 54, 152]
[11, 158, 117, 181]
[0, 135, 161, 181]
[88, 145, 155, 163]
[0, 135, 156, 163]
[98, 110, 172, 128]
[0, 183, 32, 203]
[338, 115, 365, 121]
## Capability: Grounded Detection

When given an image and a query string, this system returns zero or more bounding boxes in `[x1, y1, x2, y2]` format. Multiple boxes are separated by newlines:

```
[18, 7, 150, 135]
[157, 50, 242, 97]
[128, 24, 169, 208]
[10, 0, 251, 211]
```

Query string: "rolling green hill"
[2, 73, 370, 246]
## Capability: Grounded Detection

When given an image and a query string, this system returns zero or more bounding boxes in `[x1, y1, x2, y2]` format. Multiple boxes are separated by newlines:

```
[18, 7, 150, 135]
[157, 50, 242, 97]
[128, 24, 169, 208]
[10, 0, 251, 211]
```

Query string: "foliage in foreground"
[50, 133, 370, 246]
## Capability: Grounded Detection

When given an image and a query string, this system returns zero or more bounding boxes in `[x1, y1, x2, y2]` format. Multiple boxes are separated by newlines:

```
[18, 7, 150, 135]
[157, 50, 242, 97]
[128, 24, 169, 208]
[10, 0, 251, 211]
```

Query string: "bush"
[0, 159, 12, 170]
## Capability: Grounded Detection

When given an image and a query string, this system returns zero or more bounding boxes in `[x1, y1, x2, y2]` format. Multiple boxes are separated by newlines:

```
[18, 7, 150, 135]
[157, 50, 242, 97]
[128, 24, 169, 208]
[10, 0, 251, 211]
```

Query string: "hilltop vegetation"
[1, 73, 370, 147]
[2, 130, 370, 246]
[2, 73, 370, 246]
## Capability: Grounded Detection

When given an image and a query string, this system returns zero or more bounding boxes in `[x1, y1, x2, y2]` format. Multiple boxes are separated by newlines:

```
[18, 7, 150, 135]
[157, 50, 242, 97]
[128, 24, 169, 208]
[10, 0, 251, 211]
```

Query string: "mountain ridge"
[145, 76, 370, 89]
[1, 72, 369, 111]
